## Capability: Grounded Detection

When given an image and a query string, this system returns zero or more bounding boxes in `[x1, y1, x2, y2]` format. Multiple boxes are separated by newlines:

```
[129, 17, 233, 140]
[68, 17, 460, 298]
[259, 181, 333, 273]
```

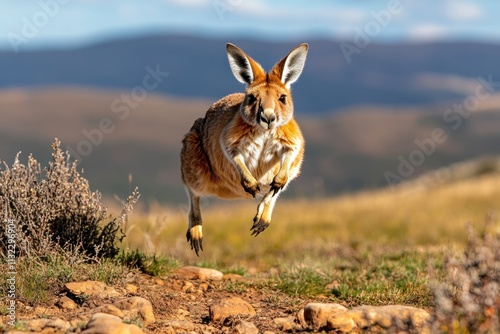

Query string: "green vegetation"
[117, 249, 181, 277]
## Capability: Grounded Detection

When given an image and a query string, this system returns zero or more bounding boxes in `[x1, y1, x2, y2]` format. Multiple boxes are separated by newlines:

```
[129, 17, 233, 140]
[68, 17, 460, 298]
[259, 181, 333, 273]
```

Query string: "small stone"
[25, 319, 50, 332]
[209, 297, 256, 322]
[154, 278, 164, 286]
[273, 317, 293, 326]
[81, 313, 143, 334]
[175, 266, 223, 281]
[231, 320, 258, 334]
[295, 308, 307, 328]
[165, 320, 196, 331]
[182, 281, 195, 293]
[125, 284, 139, 294]
[113, 297, 155, 326]
[177, 308, 190, 320]
[93, 304, 124, 318]
[349, 305, 431, 331]
[65, 281, 121, 299]
[70, 319, 88, 329]
[199, 282, 210, 292]
[274, 316, 296, 331]
[303, 303, 354, 332]
[201, 325, 220, 334]
[222, 273, 246, 282]
[281, 321, 293, 332]
[56, 296, 78, 310]
[46, 318, 71, 331]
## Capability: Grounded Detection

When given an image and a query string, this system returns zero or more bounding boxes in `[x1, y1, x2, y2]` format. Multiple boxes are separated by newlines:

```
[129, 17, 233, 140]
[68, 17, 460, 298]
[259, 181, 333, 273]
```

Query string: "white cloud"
[235, 0, 270, 16]
[166, 0, 211, 8]
[408, 24, 450, 41]
[445, 1, 483, 21]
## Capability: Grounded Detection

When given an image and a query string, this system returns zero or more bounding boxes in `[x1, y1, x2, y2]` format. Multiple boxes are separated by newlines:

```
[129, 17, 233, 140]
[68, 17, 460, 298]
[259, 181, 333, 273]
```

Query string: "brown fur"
[180, 43, 308, 255]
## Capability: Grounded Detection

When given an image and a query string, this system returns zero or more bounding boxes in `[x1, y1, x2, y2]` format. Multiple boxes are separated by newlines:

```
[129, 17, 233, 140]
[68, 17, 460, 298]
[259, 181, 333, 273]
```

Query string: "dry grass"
[118, 173, 500, 312]
[122, 172, 500, 268]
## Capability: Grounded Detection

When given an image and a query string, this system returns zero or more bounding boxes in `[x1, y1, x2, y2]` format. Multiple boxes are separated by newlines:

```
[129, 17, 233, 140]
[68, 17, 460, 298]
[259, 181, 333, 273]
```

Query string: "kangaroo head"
[226, 43, 308, 130]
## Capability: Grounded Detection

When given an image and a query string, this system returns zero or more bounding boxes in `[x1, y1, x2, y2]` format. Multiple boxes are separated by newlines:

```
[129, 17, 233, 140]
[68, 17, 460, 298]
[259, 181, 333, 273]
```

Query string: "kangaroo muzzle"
[259, 109, 276, 129]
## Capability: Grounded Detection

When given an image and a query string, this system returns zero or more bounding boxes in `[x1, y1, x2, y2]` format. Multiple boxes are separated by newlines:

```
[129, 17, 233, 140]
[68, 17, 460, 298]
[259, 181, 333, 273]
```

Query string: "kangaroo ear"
[226, 43, 264, 85]
[272, 43, 308, 89]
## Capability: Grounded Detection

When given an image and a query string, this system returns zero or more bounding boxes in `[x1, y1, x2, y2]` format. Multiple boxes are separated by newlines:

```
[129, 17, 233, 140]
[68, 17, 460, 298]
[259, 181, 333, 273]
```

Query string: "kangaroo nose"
[260, 110, 276, 125]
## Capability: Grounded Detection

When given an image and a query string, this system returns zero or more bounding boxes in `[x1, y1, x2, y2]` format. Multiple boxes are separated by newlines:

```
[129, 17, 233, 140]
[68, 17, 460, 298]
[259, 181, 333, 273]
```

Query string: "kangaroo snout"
[259, 109, 277, 129]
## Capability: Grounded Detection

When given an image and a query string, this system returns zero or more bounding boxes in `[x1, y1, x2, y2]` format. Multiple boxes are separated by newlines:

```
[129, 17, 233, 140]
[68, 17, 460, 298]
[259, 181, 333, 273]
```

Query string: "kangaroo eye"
[247, 94, 257, 104]
[279, 94, 287, 104]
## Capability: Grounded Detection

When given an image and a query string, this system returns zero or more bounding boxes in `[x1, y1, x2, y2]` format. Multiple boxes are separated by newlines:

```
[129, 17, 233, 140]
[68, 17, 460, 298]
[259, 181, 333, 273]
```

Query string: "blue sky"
[1, 0, 500, 51]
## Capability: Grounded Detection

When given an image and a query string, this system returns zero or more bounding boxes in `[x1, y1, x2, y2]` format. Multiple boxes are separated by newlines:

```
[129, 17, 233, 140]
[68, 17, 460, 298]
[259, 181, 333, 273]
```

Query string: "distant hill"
[1, 87, 500, 204]
[1, 34, 500, 113]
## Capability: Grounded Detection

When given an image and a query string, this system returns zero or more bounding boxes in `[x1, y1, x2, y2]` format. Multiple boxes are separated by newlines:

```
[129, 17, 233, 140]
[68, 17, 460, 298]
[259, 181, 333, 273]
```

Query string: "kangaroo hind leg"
[186, 188, 203, 256]
[251, 189, 279, 236]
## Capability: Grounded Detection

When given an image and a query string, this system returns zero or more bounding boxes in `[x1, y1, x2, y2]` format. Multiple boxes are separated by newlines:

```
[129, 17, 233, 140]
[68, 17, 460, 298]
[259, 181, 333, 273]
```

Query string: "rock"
[175, 266, 224, 281]
[154, 278, 164, 286]
[93, 304, 124, 318]
[25, 318, 71, 332]
[209, 297, 256, 322]
[202, 325, 220, 333]
[177, 308, 190, 320]
[295, 308, 307, 328]
[303, 303, 354, 332]
[231, 320, 259, 334]
[46, 318, 72, 331]
[25, 319, 50, 332]
[81, 313, 143, 334]
[273, 316, 295, 331]
[165, 320, 196, 331]
[70, 319, 89, 330]
[113, 297, 155, 326]
[65, 281, 121, 299]
[182, 281, 196, 293]
[302, 303, 431, 333]
[125, 284, 138, 294]
[223, 273, 246, 281]
[282, 321, 294, 331]
[56, 296, 78, 310]
[349, 305, 431, 332]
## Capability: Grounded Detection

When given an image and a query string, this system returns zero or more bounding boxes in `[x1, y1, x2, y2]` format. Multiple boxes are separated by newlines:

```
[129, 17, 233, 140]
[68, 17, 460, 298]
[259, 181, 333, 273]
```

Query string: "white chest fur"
[240, 131, 283, 173]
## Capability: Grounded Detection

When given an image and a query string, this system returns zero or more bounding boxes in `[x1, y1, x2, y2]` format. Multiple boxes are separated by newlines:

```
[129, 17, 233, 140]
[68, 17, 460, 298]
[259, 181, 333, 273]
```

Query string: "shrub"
[0, 139, 140, 261]
[432, 217, 499, 333]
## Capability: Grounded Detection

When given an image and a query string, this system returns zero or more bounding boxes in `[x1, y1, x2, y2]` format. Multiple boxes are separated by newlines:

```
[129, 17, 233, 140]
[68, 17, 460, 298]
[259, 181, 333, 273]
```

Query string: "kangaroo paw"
[250, 216, 270, 236]
[186, 226, 203, 256]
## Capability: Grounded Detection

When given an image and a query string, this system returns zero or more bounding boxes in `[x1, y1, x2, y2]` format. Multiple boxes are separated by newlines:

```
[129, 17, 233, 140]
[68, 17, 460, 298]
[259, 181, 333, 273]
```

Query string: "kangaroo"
[180, 43, 308, 255]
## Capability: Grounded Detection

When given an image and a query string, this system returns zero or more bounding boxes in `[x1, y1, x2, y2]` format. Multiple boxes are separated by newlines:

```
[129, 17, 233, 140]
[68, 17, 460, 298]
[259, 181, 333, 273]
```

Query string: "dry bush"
[432, 216, 500, 333]
[0, 139, 140, 261]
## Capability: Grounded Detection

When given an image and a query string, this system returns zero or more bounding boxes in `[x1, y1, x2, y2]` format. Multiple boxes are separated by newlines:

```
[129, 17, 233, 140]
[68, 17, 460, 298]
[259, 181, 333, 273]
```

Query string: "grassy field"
[2, 139, 498, 333]
[119, 172, 500, 309]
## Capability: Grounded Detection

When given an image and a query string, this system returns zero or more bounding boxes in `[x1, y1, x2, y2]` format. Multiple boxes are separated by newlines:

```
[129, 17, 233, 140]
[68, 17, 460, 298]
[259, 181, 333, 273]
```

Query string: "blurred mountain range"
[2, 34, 500, 113]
